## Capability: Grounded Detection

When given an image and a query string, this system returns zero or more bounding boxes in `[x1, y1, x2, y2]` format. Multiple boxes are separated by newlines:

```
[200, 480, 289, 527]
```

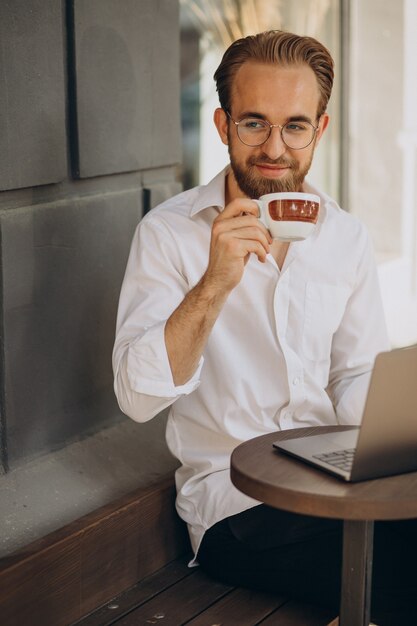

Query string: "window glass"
[349, 0, 417, 346]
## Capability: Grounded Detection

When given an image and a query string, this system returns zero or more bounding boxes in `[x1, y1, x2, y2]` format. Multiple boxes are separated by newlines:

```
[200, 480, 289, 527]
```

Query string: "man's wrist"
[198, 272, 233, 306]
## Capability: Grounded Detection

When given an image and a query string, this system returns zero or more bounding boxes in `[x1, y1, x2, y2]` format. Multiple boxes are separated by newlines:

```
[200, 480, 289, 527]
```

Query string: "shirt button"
[293, 377, 300, 386]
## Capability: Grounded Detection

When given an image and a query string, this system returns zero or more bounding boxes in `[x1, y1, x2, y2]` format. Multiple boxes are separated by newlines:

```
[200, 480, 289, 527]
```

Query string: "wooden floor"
[74, 555, 337, 626]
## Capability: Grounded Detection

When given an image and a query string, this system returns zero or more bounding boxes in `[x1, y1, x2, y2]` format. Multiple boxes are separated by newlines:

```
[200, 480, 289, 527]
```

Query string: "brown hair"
[214, 30, 334, 118]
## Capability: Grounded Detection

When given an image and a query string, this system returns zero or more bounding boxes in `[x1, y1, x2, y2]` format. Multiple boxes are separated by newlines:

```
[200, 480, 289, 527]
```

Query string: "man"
[113, 31, 416, 624]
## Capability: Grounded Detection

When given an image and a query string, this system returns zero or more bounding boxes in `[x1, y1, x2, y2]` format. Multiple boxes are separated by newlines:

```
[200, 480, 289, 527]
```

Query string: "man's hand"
[204, 198, 273, 294]
[165, 198, 271, 386]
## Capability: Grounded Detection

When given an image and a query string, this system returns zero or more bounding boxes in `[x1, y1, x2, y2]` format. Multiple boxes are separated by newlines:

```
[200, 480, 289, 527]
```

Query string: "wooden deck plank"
[75, 560, 337, 626]
[259, 598, 336, 625]
[114, 568, 233, 625]
[184, 586, 288, 625]
[73, 556, 194, 626]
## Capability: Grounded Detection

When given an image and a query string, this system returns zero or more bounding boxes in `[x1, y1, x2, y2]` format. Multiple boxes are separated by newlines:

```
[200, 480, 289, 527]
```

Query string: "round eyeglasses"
[226, 111, 320, 150]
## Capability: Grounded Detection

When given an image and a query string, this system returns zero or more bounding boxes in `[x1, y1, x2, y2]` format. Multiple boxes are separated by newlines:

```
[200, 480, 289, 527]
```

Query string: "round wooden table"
[231, 426, 417, 626]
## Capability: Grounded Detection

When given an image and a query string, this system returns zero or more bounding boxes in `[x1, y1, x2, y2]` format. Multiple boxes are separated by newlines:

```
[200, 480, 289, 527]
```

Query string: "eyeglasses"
[226, 111, 320, 150]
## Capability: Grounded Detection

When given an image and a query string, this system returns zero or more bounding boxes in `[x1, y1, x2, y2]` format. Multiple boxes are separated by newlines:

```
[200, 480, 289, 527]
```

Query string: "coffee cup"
[254, 192, 320, 241]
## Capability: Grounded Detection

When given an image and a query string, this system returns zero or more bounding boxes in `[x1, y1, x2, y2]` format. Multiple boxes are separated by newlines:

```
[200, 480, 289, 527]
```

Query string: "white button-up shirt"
[113, 167, 389, 557]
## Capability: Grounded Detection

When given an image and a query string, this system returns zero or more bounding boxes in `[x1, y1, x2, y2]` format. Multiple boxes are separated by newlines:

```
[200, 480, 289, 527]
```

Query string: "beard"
[228, 137, 314, 198]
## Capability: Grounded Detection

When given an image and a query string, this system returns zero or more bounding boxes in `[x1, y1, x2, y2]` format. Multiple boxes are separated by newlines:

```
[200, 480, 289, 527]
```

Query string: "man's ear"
[315, 113, 330, 145]
[214, 107, 229, 146]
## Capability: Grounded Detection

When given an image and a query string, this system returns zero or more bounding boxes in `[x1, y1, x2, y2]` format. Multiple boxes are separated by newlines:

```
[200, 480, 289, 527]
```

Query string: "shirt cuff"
[126, 321, 203, 397]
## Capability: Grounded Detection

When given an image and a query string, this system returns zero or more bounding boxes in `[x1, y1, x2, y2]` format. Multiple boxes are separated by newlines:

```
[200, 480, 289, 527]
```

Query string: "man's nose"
[261, 127, 287, 160]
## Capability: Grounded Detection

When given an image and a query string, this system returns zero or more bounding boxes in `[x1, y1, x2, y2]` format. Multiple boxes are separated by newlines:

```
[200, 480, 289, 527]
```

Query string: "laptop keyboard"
[313, 448, 356, 473]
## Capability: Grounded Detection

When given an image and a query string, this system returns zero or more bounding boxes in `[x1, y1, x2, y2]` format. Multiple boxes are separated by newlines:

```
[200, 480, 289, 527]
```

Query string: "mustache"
[247, 155, 296, 168]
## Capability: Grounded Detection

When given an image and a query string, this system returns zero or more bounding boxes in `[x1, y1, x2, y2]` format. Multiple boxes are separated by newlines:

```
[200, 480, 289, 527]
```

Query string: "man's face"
[215, 61, 329, 199]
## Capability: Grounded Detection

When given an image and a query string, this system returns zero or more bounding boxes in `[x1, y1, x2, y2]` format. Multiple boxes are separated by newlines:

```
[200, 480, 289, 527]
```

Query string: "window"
[348, 0, 417, 346]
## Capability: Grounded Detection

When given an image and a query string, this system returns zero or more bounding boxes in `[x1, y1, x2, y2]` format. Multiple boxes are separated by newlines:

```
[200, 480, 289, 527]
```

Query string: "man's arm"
[113, 197, 271, 420]
[165, 198, 272, 385]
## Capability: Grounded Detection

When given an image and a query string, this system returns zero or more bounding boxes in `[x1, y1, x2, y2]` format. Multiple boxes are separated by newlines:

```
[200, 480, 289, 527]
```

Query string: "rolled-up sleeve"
[126, 320, 202, 397]
[113, 216, 204, 423]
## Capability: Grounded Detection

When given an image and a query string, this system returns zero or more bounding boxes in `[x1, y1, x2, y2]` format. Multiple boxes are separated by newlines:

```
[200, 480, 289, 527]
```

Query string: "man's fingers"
[218, 198, 260, 219]
[216, 226, 271, 254]
[214, 229, 272, 264]
[215, 213, 264, 232]
[237, 239, 270, 263]
[213, 212, 272, 244]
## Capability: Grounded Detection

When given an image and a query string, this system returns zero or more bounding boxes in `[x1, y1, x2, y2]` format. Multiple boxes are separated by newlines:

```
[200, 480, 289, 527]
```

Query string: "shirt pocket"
[303, 282, 351, 360]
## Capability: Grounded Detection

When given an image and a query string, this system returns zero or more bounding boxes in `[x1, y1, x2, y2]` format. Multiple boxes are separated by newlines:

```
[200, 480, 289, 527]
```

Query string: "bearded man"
[113, 30, 416, 625]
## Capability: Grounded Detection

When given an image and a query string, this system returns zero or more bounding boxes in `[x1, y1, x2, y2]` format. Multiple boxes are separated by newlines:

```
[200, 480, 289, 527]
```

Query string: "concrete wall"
[0, 0, 182, 472]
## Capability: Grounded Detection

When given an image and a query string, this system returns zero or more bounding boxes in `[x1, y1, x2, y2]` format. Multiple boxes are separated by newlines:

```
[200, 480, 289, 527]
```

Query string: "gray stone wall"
[0, 0, 181, 472]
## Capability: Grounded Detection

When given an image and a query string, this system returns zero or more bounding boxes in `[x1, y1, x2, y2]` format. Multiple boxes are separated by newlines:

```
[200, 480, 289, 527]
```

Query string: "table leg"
[339, 519, 374, 626]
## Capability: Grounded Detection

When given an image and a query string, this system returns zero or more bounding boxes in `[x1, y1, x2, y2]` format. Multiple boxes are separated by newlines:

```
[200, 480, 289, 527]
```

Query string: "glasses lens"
[282, 121, 315, 149]
[237, 118, 270, 146]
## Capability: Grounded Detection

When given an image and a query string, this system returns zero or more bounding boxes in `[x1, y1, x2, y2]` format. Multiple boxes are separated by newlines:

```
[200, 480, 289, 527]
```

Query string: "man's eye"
[285, 123, 308, 132]
[242, 119, 266, 130]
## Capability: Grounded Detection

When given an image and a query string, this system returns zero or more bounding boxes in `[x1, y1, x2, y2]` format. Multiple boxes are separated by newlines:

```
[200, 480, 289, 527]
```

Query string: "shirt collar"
[190, 166, 229, 217]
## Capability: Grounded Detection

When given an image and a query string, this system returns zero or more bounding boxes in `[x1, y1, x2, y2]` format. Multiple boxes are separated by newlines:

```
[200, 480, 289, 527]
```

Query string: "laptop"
[273, 343, 417, 482]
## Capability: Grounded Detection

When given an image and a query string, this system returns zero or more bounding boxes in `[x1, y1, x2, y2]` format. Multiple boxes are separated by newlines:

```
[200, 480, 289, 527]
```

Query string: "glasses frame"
[226, 110, 321, 150]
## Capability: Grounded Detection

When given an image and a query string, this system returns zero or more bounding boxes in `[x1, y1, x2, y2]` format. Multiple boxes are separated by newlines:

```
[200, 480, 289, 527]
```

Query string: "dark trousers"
[197, 505, 417, 625]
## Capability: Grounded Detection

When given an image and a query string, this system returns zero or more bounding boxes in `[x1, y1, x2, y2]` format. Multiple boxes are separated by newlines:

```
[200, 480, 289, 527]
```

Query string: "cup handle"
[253, 199, 267, 228]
